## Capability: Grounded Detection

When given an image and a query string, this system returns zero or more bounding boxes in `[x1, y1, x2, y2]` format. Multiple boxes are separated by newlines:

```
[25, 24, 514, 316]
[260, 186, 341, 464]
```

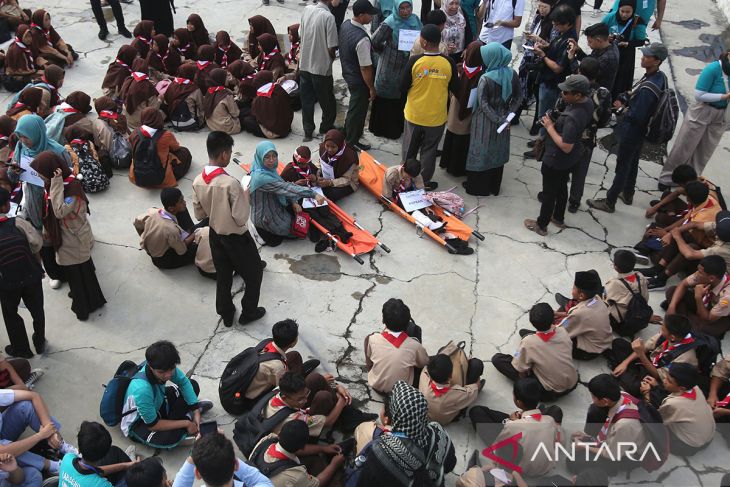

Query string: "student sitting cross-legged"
[493, 302, 578, 401]
[418, 354, 484, 426]
[604, 250, 651, 337]
[125, 458, 168, 487]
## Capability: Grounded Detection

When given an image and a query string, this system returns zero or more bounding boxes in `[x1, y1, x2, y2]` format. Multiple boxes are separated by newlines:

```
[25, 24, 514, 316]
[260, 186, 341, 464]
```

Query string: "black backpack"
[0, 218, 43, 290]
[249, 437, 298, 477]
[170, 101, 200, 132]
[132, 128, 165, 186]
[233, 390, 296, 458]
[635, 72, 679, 144]
[219, 339, 284, 416]
[613, 399, 669, 472]
[653, 332, 720, 375]
[613, 276, 652, 336]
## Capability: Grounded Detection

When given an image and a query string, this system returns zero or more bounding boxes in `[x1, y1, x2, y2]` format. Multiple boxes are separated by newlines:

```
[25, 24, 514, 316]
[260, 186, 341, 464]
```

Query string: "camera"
[537, 109, 559, 126]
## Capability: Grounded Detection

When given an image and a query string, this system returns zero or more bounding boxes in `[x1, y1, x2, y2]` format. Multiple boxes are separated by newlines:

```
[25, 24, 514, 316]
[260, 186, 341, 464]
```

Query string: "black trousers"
[151, 245, 197, 270]
[90, 0, 126, 31]
[572, 338, 603, 360]
[300, 71, 336, 137]
[0, 281, 45, 354]
[129, 380, 200, 449]
[96, 445, 132, 484]
[323, 185, 354, 202]
[208, 230, 263, 320]
[491, 352, 576, 401]
[40, 246, 64, 282]
[537, 163, 571, 229]
[345, 84, 370, 145]
[569, 143, 594, 207]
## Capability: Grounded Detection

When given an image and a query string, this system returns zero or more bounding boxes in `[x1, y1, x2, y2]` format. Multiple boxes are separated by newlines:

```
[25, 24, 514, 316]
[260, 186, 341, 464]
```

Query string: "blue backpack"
[99, 360, 146, 427]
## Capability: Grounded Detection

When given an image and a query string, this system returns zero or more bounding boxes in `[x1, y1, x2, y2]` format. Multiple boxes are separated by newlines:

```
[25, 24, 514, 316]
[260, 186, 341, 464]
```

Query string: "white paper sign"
[398, 29, 420, 51]
[302, 186, 329, 208]
[320, 161, 335, 181]
[7, 202, 18, 217]
[467, 87, 478, 109]
[399, 189, 431, 213]
[18, 156, 44, 187]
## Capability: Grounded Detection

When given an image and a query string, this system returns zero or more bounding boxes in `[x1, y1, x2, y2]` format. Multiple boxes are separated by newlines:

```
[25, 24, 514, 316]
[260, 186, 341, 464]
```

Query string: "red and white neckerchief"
[201, 166, 227, 184]
[623, 273, 637, 283]
[429, 380, 450, 397]
[684, 198, 715, 225]
[115, 58, 131, 72]
[31, 23, 52, 46]
[381, 330, 408, 348]
[258, 47, 280, 71]
[135, 35, 151, 46]
[680, 387, 697, 400]
[266, 443, 296, 461]
[536, 328, 557, 342]
[717, 392, 730, 408]
[58, 102, 79, 113]
[0, 215, 8, 223]
[196, 60, 210, 70]
[218, 45, 231, 67]
[179, 43, 193, 58]
[13, 38, 35, 69]
[522, 412, 542, 422]
[651, 333, 695, 367]
[263, 341, 286, 358]
[69, 139, 86, 146]
[703, 274, 730, 308]
[173, 77, 191, 85]
[12, 102, 26, 109]
[153, 52, 167, 71]
[0, 135, 8, 142]
[597, 393, 634, 444]
[138, 125, 157, 138]
[322, 143, 345, 166]
[131, 72, 148, 82]
[462, 63, 482, 79]
[99, 110, 118, 120]
[269, 394, 311, 421]
[286, 43, 299, 63]
[256, 82, 276, 98]
[207, 85, 226, 94]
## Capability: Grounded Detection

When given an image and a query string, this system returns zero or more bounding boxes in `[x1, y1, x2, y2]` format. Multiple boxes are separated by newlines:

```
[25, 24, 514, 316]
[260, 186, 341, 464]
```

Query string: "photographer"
[568, 23, 619, 91]
[588, 43, 668, 213]
[525, 75, 593, 236]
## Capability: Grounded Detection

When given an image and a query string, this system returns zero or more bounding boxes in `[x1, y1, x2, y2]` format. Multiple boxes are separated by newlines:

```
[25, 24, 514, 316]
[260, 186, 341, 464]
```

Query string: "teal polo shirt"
[696, 61, 730, 109]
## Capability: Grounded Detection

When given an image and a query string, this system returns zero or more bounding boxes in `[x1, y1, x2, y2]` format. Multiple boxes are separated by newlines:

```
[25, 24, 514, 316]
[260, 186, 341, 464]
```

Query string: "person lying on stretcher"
[281, 146, 354, 253]
[382, 158, 445, 231]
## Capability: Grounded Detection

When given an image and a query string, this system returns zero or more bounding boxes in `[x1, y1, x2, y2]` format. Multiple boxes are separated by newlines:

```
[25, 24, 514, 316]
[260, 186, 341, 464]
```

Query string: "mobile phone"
[484, 22, 494, 28]
[523, 45, 535, 50]
[199, 420, 217, 436]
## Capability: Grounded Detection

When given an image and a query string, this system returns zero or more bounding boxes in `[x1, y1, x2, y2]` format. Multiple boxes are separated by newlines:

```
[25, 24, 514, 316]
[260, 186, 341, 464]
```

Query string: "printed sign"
[399, 189, 431, 213]
[398, 29, 420, 51]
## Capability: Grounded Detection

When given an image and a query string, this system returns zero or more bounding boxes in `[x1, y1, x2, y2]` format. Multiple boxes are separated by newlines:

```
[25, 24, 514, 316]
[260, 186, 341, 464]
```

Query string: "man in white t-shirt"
[478, 0, 525, 49]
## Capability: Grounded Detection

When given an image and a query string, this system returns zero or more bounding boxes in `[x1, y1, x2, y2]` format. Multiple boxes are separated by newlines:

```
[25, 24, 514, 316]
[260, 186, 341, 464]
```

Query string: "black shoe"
[315, 239, 330, 253]
[338, 437, 357, 456]
[637, 265, 661, 278]
[303, 134, 313, 142]
[568, 202, 579, 213]
[649, 199, 660, 206]
[71, 50, 79, 61]
[261, 260, 267, 270]
[660, 299, 668, 311]
[554, 292, 570, 308]
[98, 29, 108, 40]
[618, 191, 633, 206]
[198, 400, 214, 415]
[527, 139, 536, 148]
[238, 307, 266, 325]
[425, 181, 438, 191]
[537, 191, 543, 203]
[32, 334, 46, 355]
[658, 182, 670, 192]
[301, 359, 320, 376]
[523, 149, 536, 159]
[519, 328, 536, 338]
[529, 124, 540, 136]
[353, 141, 371, 151]
[4, 345, 33, 359]
[647, 274, 668, 290]
[337, 406, 378, 433]
[221, 312, 234, 328]
[118, 27, 132, 38]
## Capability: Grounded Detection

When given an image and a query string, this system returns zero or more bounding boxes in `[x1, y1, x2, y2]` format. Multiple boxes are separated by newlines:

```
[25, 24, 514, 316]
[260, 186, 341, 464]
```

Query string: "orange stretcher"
[358, 151, 484, 253]
[237, 159, 390, 265]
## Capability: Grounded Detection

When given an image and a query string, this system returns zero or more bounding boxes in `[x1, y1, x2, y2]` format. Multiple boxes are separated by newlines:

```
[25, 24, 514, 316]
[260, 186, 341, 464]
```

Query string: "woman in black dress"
[140, 0, 174, 36]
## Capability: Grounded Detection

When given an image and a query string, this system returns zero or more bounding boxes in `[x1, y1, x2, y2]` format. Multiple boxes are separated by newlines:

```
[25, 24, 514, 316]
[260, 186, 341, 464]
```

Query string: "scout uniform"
[354, 421, 389, 455]
[684, 196, 721, 248]
[560, 296, 613, 355]
[418, 368, 479, 425]
[245, 341, 288, 400]
[512, 326, 578, 393]
[382, 165, 424, 199]
[596, 393, 646, 461]
[494, 409, 562, 477]
[645, 332, 698, 382]
[683, 271, 730, 337]
[364, 329, 429, 394]
[604, 272, 649, 325]
[133, 208, 188, 258]
[192, 166, 250, 235]
[193, 226, 215, 275]
[205, 93, 241, 135]
[263, 393, 326, 437]
[701, 221, 730, 269]
[251, 434, 319, 487]
[659, 386, 715, 448]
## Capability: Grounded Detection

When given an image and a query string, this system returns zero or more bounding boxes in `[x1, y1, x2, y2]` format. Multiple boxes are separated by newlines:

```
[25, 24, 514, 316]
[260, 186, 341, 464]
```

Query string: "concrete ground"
[5, 0, 730, 484]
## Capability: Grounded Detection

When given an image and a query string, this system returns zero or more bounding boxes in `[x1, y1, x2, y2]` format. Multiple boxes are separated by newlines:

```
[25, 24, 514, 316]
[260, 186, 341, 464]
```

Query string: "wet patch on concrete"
[673, 34, 727, 62]
[374, 275, 392, 284]
[352, 291, 364, 300]
[686, 68, 703, 76]
[274, 253, 342, 281]
[668, 19, 710, 30]
[597, 131, 667, 164]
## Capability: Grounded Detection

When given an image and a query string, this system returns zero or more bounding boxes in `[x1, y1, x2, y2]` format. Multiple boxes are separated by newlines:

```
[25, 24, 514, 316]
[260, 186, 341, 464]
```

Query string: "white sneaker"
[124, 444, 144, 461]
[49, 279, 62, 289]
[592, 8, 600, 16]
[24, 369, 44, 389]
[59, 440, 79, 456]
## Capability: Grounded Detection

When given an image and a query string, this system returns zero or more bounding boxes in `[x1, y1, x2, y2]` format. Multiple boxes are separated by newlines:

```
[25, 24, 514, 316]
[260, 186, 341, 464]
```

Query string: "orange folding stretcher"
[358, 151, 484, 253]
[238, 160, 390, 265]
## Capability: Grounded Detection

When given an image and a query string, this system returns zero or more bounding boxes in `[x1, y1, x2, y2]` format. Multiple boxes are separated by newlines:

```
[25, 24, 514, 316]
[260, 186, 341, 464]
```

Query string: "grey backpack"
[109, 132, 132, 169]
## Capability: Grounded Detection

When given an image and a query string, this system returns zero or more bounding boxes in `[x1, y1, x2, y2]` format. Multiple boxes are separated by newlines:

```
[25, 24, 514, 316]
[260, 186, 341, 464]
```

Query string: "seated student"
[163, 64, 204, 131]
[63, 125, 111, 192]
[708, 356, 730, 446]
[0, 355, 43, 391]
[567, 374, 647, 476]
[6, 87, 42, 121]
[193, 227, 216, 280]
[469, 378, 563, 478]
[45, 91, 94, 144]
[607, 314, 698, 398]
[665, 255, 730, 338]
[318, 129, 360, 202]
[204, 68, 241, 135]
[58, 421, 136, 487]
[146, 34, 181, 81]
[133, 188, 198, 269]
[419, 354, 484, 425]
[129, 107, 192, 189]
[645, 164, 722, 227]
[11, 64, 65, 118]
[249, 141, 325, 247]
[194, 45, 219, 94]
[0, 452, 29, 487]
[604, 249, 650, 336]
[247, 70, 294, 139]
[250, 420, 344, 487]
[0, 0, 29, 30]
[125, 458, 168, 487]
[556, 270, 613, 360]
[29, 10, 76, 68]
[666, 209, 730, 277]
[353, 396, 391, 455]
[493, 302, 579, 401]
[0, 117, 15, 163]
[382, 158, 424, 204]
[255, 34, 285, 81]
[172, 432, 272, 487]
[171, 28, 196, 62]
[455, 447, 527, 487]
[121, 340, 213, 449]
[101, 45, 139, 99]
[227, 60, 256, 101]
[186, 14, 211, 51]
[4, 25, 42, 89]
[121, 59, 162, 132]
[638, 363, 714, 456]
[639, 181, 721, 289]
[92, 96, 130, 169]
[214, 31, 243, 69]
[285, 24, 300, 72]
[130, 20, 155, 60]
[532, 468, 610, 487]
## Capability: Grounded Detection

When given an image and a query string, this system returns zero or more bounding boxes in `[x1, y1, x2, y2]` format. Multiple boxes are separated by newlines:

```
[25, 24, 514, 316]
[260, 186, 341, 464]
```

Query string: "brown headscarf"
[30, 151, 87, 250]
[7, 87, 42, 116]
[131, 20, 155, 58]
[102, 45, 138, 93]
[94, 96, 128, 134]
[30, 10, 61, 51]
[288, 24, 300, 43]
[247, 15, 275, 59]
[43, 64, 64, 88]
[214, 31, 242, 68]
[123, 59, 158, 114]
[164, 64, 198, 116]
[63, 124, 94, 144]
[228, 60, 256, 99]
[6, 24, 36, 71]
[140, 107, 164, 130]
[319, 129, 358, 177]
[286, 24, 300, 64]
[0, 116, 16, 154]
[195, 45, 218, 92]
[62, 91, 92, 126]
[251, 70, 293, 137]
[147, 34, 180, 76]
[256, 33, 283, 72]
[203, 68, 233, 119]
[197, 44, 215, 62]
[173, 28, 196, 60]
[186, 14, 210, 48]
[455, 41, 484, 120]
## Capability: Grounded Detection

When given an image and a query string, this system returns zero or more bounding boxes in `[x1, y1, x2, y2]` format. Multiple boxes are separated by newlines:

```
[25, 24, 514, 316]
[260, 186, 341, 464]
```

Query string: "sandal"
[524, 219, 547, 236]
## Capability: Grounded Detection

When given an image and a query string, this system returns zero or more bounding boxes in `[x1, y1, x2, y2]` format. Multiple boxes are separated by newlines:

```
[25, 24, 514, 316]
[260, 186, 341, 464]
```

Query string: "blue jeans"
[606, 134, 644, 206]
[538, 84, 560, 137]
[0, 465, 42, 487]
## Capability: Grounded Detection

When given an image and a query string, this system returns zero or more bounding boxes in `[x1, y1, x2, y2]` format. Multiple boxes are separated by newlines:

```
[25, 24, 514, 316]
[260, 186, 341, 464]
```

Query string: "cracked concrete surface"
[6, 0, 730, 484]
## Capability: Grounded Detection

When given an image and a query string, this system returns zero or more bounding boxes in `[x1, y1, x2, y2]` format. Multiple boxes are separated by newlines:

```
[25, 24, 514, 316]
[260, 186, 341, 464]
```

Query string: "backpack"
[233, 390, 296, 458]
[110, 132, 132, 170]
[99, 361, 146, 427]
[613, 277, 652, 337]
[1, 75, 30, 93]
[44, 111, 71, 144]
[653, 332, 720, 375]
[345, 428, 386, 487]
[424, 191, 464, 216]
[437, 341, 469, 387]
[637, 72, 679, 144]
[68, 142, 110, 193]
[249, 437, 299, 478]
[0, 218, 43, 290]
[132, 128, 165, 186]
[218, 339, 284, 416]
[170, 101, 200, 132]
[612, 400, 669, 472]
[592, 86, 613, 130]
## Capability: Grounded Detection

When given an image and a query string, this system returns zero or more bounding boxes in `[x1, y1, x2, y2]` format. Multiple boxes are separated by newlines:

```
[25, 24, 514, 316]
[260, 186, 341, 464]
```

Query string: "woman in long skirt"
[140, 0, 174, 36]
[464, 43, 522, 196]
[602, 0, 647, 99]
